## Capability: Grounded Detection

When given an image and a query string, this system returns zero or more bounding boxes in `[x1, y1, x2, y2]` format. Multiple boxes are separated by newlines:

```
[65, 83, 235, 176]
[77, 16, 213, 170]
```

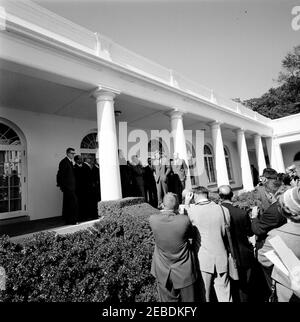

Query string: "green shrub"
[232, 190, 262, 211]
[0, 198, 160, 302]
[209, 189, 262, 212]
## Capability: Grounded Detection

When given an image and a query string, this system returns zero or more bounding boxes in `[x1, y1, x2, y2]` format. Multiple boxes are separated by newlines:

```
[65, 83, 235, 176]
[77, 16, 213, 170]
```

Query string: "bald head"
[218, 185, 233, 201]
[163, 193, 179, 211]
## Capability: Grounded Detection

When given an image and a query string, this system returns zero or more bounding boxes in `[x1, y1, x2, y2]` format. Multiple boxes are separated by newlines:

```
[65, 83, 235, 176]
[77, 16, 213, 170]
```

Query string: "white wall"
[272, 113, 300, 137]
[1, 106, 97, 221]
[281, 141, 300, 173]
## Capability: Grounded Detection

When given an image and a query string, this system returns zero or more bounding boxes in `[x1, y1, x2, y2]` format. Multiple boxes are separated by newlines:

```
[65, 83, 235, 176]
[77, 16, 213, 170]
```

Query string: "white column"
[93, 86, 122, 200]
[265, 137, 285, 173]
[236, 129, 254, 191]
[253, 134, 267, 175]
[210, 121, 229, 186]
[170, 110, 191, 188]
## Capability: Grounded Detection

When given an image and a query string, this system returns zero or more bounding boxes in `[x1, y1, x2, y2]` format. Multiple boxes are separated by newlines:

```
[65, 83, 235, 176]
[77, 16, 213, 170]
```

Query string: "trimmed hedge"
[232, 190, 262, 211]
[0, 198, 159, 302]
[210, 190, 262, 211]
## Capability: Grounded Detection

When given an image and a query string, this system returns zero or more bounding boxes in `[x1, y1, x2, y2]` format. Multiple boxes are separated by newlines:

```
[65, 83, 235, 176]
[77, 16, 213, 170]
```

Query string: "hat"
[282, 187, 300, 214]
[262, 168, 278, 179]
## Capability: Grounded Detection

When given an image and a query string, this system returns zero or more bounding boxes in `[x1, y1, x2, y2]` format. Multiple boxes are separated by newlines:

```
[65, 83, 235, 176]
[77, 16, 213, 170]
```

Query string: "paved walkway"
[0, 216, 100, 243]
[0, 216, 65, 237]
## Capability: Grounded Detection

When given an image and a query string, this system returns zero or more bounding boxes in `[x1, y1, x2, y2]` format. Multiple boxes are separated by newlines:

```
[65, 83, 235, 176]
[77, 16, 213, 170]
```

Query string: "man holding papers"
[258, 187, 300, 302]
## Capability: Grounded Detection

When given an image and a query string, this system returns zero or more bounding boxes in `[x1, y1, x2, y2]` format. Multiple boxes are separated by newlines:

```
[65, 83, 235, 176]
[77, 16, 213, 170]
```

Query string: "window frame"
[204, 144, 217, 185]
[0, 119, 28, 220]
[224, 146, 234, 182]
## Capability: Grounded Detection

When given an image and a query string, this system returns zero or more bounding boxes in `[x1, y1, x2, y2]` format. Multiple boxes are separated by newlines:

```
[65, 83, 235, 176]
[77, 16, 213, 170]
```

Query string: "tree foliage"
[243, 45, 300, 119]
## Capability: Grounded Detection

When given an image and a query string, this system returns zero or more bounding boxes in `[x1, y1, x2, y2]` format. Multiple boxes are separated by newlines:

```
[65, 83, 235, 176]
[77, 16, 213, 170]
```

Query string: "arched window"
[148, 138, 169, 159]
[224, 146, 234, 181]
[80, 131, 98, 162]
[0, 120, 27, 218]
[294, 152, 300, 162]
[204, 144, 216, 184]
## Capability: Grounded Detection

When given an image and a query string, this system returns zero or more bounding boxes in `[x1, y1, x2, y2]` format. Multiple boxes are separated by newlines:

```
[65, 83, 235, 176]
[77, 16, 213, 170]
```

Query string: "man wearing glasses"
[56, 147, 79, 225]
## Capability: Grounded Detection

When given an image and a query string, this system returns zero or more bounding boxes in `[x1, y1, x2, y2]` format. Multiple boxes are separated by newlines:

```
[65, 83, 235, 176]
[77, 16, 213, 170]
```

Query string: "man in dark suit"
[251, 177, 287, 299]
[149, 193, 199, 302]
[219, 185, 255, 302]
[56, 147, 78, 225]
[74, 155, 85, 222]
[251, 178, 287, 252]
[82, 156, 98, 220]
[254, 168, 278, 213]
[129, 155, 145, 198]
[143, 157, 158, 207]
[153, 153, 171, 208]
[118, 149, 134, 197]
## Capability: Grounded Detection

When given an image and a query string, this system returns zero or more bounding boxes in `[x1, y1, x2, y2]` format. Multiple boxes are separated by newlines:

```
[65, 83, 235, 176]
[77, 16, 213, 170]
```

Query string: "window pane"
[0, 150, 22, 213]
[226, 157, 232, 181]
[208, 157, 216, 183]
[204, 157, 211, 182]
[204, 145, 212, 155]
[0, 200, 8, 213]
[80, 133, 98, 149]
[0, 123, 21, 145]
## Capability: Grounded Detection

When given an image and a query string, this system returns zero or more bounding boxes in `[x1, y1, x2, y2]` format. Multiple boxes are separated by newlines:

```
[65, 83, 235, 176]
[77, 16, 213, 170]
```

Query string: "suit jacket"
[251, 201, 287, 250]
[81, 163, 94, 194]
[187, 201, 230, 274]
[149, 210, 198, 289]
[143, 165, 156, 188]
[222, 202, 255, 269]
[254, 185, 272, 213]
[258, 222, 300, 301]
[56, 157, 76, 192]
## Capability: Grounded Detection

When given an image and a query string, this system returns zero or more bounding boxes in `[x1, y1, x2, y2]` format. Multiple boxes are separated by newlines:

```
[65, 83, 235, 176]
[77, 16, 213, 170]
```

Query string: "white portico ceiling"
[0, 68, 217, 131]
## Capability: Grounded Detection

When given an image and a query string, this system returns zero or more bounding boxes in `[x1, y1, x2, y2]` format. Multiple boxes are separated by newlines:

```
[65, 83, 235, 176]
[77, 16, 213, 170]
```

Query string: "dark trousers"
[157, 280, 196, 302]
[145, 184, 158, 208]
[62, 189, 78, 224]
[231, 267, 253, 302]
[135, 177, 146, 199]
[174, 177, 185, 204]
[247, 259, 271, 302]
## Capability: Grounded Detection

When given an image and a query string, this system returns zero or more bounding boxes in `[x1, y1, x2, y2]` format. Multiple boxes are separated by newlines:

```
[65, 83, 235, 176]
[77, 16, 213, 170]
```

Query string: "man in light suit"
[149, 193, 199, 302]
[171, 152, 188, 203]
[185, 186, 232, 302]
[56, 147, 78, 225]
[153, 153, 171, 208]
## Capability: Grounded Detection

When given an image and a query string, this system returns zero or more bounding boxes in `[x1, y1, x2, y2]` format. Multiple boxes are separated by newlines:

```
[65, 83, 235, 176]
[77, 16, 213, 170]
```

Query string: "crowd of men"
[56, 147, 190, 224]
[56, 147, 300, 302]
[56, 148, 100, 224]
[118, 150, 189, 207]
[149, 166, 300, 302]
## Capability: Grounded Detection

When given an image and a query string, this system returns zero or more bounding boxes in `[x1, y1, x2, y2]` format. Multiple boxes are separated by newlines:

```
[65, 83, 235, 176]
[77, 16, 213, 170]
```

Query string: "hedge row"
[0, 198, 159, 302]
[0, 192, 259, 302]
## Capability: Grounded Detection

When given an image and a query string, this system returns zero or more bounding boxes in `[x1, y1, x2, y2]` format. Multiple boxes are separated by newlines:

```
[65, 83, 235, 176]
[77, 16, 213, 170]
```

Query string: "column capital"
[209, 121, 223, 129]
[92, 85, 121, 102]
[253, 133, 262, 140]
[166, 108, 186, 119]
[234, 128, 245, 135]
